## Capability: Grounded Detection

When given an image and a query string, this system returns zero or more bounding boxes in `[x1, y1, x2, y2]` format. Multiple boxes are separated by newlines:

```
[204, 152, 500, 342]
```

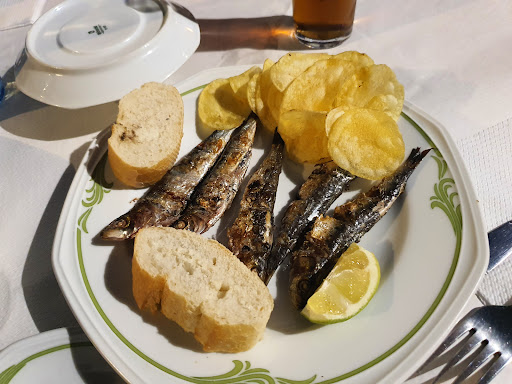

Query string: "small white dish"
[52, 66, 488, 383]
[14, 0, 200, 109]
[0, 328, 122, 383]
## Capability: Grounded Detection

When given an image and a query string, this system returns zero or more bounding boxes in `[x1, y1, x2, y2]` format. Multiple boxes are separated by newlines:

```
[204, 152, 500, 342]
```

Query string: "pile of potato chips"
[197, 51, 405, 180]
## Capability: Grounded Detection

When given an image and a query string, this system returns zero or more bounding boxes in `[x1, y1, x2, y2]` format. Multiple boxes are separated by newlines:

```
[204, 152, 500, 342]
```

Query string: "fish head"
[173, 215, 208, 234]
[100, 216, 136, 240]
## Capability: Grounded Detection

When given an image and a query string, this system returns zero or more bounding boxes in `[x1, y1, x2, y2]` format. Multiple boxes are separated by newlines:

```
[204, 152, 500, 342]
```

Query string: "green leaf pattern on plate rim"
[0, 343, 92, 384]
[1, 89, 462, 383]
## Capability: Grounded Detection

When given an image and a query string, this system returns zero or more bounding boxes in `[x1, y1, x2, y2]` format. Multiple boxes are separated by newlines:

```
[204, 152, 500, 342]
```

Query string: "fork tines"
[421, 306, 512, 384]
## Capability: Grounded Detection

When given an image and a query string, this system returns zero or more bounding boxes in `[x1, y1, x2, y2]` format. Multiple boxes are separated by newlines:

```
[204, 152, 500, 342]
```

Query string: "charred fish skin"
[173, 116, 257, 234]
[100, 129, 234, 240]
[262, 162, 355, 284]
[227, 131, 284, 280]
[289, 148, 430, 310]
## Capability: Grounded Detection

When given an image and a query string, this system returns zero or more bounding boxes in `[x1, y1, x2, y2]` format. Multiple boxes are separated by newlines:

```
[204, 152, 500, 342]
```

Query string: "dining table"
[1, 0, 512, 383]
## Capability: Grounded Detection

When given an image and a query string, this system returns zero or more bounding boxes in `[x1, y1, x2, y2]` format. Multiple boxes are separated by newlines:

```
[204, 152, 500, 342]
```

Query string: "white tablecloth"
[1, 0, 511, 383]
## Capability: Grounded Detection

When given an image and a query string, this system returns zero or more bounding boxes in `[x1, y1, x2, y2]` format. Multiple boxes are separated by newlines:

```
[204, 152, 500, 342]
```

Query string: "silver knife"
[487, 220, 512, 272]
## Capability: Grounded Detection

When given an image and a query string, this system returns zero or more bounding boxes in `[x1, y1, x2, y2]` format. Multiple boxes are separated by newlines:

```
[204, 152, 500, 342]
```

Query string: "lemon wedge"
[302, 243, 380, 324]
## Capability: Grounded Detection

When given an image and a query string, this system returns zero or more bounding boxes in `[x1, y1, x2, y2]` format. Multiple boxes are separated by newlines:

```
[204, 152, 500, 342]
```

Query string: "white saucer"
[0, 328, 123, 383]
[14, 0, 200, 109]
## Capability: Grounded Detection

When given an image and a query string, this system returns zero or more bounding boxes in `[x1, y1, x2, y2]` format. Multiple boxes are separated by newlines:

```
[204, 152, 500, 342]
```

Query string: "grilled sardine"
[263, 162, 355, 284]
[289, 148, 430, 309]
[100, 129, 233, 240]
[227, 131, 284, 280]
[173, 115, 257, 234]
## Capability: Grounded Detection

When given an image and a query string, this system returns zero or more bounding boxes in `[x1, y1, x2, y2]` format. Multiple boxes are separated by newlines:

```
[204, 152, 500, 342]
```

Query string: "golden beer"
[293, 0, 356, 48]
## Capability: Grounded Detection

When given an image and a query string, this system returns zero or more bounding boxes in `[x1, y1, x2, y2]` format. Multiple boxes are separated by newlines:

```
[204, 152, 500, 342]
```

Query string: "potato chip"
[263, 58, 274, 72]
[266, 53, 331, 124]
[266, 83, 283, 123]
[280, 58, 358, 116]
[198, 78, 252, 130]
[333, 64, 404, 121]
[229, 66, 262, 104]
[325, 105, 352, 135]
[334, 51, 374, 67]
[255, 59, 278, 131]
[270, 52, 330, 92]
[325, 99, 395, 135]
[257, 59, 275, 106]
[278, 110, 330, 163]
[246, 72, 260, 114]
[365, 94, 402, 120]
[327, 108, 405, 180]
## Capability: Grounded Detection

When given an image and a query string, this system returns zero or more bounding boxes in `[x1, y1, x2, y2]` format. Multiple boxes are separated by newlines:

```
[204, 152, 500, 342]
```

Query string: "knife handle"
[487, 221, 512, 272]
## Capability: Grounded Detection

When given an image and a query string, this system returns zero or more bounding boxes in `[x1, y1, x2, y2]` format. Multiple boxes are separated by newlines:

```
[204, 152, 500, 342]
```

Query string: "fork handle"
[0, 76, 19, 105]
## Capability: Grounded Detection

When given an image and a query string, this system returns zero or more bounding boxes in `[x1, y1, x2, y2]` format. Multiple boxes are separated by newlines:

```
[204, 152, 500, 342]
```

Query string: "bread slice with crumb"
[132, 227, 274, 353]
[108, 82, 184, 188]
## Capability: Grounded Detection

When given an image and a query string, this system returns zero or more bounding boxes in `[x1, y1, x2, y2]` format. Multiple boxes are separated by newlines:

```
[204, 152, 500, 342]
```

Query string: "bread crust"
[132, 256, 166, 314]
[107, 140, 176, 188]
[132, 227, 274, 353]
[108, 82, 184, 188]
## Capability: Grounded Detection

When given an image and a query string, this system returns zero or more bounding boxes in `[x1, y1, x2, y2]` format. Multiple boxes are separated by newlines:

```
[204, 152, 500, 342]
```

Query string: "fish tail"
[408, 147, 431, 167]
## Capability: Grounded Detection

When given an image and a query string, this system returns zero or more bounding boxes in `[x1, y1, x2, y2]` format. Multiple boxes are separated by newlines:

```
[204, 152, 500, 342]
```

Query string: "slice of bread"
[132, 227, 274, 353]
[108, 82, 184, 188]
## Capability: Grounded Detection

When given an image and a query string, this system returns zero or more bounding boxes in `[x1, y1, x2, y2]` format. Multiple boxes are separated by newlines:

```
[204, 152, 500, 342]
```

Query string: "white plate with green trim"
[0, 328, 122, 383]
[52, 66, 488, 384]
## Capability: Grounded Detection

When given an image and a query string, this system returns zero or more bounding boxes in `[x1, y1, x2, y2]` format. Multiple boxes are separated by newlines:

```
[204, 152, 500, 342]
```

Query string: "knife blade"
[487, 220, 512, 272]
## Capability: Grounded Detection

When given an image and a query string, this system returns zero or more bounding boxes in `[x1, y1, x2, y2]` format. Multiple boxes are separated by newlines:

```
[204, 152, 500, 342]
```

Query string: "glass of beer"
[293, 0, 356, 48]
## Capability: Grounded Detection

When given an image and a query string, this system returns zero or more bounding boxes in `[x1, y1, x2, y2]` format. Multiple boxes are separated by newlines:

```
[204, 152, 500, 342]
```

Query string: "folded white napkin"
[0, 0, 46, 31]
[456, 117, 512, 306]
[0, 137, 78, 350]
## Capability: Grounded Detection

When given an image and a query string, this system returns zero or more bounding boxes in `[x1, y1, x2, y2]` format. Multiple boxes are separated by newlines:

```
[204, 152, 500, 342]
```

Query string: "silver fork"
[424, 305, 512, 383]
